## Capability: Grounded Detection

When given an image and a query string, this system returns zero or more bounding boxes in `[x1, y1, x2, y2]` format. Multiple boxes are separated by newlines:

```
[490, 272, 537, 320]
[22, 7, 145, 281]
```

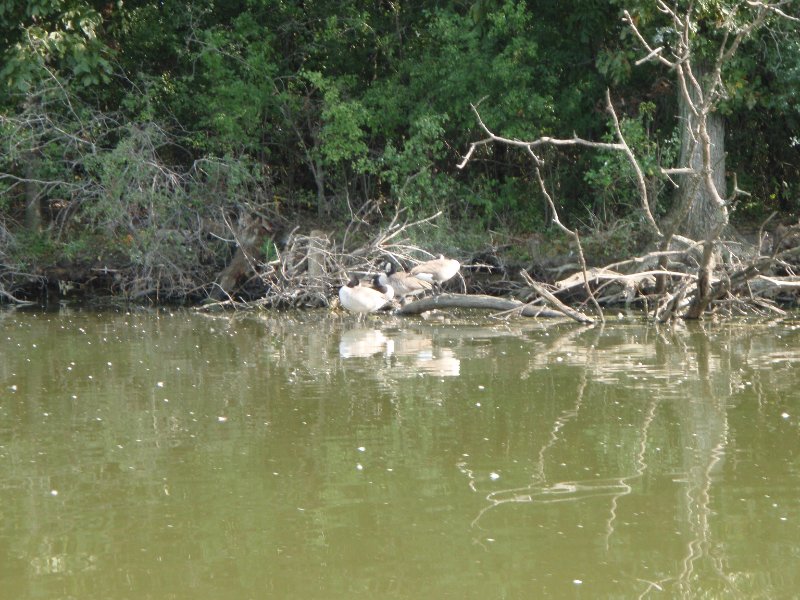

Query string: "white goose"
[370, 273, 395, 302]
[338, 274, 393, 315]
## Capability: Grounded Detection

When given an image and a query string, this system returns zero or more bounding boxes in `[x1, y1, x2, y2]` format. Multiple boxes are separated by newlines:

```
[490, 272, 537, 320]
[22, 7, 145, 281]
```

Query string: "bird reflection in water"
[338, 328, 460, 377]
[413, 347, 460, 377]
[338, 328, 394, 358]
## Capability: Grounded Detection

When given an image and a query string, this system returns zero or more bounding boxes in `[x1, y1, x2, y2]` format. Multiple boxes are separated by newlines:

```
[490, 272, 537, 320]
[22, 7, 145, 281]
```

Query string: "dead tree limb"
[623, 1, 796, 319]
[520, 270, 595, 324]
[532, 167, 604, 323]
[0, 286, 37, 305]
[458, 102, 623, 323]
[396, 293, 562, 319]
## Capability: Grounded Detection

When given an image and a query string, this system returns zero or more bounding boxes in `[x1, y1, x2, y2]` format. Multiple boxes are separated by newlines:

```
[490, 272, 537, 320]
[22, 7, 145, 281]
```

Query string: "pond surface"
[1, 307, 800, 599]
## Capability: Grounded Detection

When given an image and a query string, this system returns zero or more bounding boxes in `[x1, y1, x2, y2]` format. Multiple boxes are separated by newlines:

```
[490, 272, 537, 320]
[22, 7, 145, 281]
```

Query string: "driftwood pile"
[200, 210, 800, 324]
[539, 225, 800, 322]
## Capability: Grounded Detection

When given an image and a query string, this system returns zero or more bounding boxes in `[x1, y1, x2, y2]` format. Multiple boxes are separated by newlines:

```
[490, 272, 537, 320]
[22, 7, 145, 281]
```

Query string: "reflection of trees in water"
[672, 325, 729, 597]
[239, 313, 787, 599]
[242, 315, 797, 596]
[7, 311, 799, 597]
[464, 319, 798, 598]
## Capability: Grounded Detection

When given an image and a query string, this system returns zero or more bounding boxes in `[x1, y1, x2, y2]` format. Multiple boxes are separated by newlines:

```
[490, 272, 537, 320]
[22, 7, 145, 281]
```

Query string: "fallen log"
[397, 293, 564, 319]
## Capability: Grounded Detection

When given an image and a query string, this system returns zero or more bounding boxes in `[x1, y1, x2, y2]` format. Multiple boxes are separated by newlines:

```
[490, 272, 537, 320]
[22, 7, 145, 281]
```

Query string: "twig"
[520, 270, 594, 324]
[532, 168, 605, 322]
[604, 89, 660, 237]
[0, 287, 36, 305]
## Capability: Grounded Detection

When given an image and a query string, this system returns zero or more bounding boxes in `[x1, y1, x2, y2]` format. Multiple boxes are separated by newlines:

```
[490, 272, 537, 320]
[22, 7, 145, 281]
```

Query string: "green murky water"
[1, 308, 800, 599]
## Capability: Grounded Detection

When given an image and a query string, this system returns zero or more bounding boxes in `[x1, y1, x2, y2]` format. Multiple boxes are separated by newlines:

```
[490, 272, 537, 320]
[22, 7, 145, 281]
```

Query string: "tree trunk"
[23, 156, 42, 232]
[313, 159, 327, 219]
[213, 215, 267, 298]
[674, 65, 727, 241]
[23, 97, 43, 232]
[397, 293, 562, 319]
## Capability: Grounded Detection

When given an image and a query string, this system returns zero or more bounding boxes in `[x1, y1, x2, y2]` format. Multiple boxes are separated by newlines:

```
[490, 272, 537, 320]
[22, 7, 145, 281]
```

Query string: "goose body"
[410, 255, 460, 286]
[339, 275, 392, 314]
[371, 274, 395, 301]
[381, 262, 432, 300]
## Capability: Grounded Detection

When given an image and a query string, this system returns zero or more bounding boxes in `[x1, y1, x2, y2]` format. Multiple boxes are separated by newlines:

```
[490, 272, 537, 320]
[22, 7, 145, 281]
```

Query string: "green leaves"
[302, 71, 369, 166]
[596, 48, 633, 85]
[0, 0, 113, 95]
[2, 0, 798, 243]
[584, 102, 678, 224]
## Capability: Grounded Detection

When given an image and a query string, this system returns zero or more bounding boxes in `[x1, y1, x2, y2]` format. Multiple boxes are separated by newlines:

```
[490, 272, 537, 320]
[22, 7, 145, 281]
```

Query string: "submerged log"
[397, 293, 564, 319]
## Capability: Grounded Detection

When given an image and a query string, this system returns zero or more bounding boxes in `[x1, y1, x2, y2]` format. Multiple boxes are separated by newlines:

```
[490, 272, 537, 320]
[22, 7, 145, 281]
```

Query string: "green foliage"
[723, 19, 800, 218]
[596, 47, 634, 85]
[385, 2, 559, 139]
[260, 237, 278, 263]
[1, 0, 799, 292]
[0, 0, 113, 96]
[477, 176, 546, 232]
[302, 70, 369, 167]
[10, 230, 55, 266]
[580, 215, 650, 264]
[0, 73, 275, 296]
[61, 235, 91, 261]
[379, 114, 450, 213]
[584, 102, 678, 224]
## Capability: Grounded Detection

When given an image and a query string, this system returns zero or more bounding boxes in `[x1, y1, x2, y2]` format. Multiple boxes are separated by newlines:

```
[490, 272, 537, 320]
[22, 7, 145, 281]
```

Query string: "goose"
[410, 254, 460, 291]
[371, 273, 395, 302]
[338, 275, 392, 315]
[381, 261, 432, 302]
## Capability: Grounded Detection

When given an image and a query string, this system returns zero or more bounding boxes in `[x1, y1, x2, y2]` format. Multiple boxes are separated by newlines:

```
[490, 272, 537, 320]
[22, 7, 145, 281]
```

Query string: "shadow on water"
[2, 307, 800, 598]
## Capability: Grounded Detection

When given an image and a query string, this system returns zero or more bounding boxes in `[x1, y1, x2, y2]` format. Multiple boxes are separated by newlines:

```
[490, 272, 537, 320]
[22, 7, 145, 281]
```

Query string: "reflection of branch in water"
[469, 353, 590, 532]
[676, 324, 733, 597]
[604, 395, 659, 549]
[707, 432, 733, 582]
[678, 407, 732, 597]
[456, 461, 478, 493]
[470, 479, 633, 530]
[636, 577, 669, 599]
[535, 328, 603, 479]
[534, 372, 586, 483]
